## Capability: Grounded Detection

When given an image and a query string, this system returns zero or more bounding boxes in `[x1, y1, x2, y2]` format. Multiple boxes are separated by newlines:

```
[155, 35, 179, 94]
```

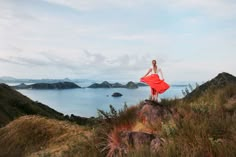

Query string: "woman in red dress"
[140, 60, 170, 102]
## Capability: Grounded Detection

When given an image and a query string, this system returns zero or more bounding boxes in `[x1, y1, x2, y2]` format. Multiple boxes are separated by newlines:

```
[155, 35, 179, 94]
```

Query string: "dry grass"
[0, 115, 89, 157]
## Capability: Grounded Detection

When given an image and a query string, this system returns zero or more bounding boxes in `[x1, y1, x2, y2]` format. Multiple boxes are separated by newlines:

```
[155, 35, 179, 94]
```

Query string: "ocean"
[13, 84, 186, 117]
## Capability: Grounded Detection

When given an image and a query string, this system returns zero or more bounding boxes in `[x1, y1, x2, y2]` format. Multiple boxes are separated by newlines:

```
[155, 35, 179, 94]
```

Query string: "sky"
[0, 0, 236, 83]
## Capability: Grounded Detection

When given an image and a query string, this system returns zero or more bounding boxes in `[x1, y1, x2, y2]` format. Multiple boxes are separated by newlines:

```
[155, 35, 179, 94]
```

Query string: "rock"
[112, 92, 123, 97]
[120, 131, 162, 153]
[139, 100, 172, 125]
[150, 138, 162, 152]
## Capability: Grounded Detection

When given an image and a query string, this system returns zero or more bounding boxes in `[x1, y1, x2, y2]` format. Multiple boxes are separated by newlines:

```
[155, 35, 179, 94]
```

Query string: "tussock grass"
[0, 115, 89, 157]
[156, 84, 236, 157]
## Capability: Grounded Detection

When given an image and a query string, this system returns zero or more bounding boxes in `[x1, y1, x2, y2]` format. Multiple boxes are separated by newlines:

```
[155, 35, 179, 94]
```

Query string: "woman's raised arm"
[142, 68, 152, 78]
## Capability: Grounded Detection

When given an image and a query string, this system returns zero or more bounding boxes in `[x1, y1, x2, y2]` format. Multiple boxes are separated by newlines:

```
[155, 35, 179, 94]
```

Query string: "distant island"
[0, 76, 99, 85]
[88, 81, 143, 89]
[11, 81, 147, 90]
[12, 82, 81, 90]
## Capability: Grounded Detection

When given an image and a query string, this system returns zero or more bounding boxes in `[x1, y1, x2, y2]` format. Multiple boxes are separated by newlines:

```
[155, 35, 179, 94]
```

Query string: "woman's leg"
[151, 88, 155, 100]
[155, 93, 158, 102]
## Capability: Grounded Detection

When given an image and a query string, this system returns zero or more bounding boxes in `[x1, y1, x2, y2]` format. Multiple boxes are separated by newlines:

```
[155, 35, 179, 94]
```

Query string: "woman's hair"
[152, 60, 157, 73]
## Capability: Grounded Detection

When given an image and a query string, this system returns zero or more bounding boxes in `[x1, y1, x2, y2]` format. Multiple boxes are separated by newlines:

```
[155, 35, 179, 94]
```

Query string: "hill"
[0, 115, 88, 157]
[88, 81, 138, 89]
[0, 83, 65, 127]
[184, 72, 236, 101]
[12, 82, 80, 90]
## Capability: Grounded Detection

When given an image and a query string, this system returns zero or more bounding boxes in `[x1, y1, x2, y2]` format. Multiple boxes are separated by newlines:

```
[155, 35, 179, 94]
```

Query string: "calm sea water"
[14, 85, 186, 117]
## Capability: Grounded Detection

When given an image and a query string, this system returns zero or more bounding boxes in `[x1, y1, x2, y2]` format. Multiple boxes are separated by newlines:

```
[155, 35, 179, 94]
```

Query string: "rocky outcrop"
[112, 92, 123, 97]
[13, 82, 80, 90]
[139, 100, 172, 125]
[120, 131, 162, 153]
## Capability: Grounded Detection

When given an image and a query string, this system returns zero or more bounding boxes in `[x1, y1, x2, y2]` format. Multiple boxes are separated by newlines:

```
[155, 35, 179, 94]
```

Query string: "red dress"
[140, 74, 170, 95]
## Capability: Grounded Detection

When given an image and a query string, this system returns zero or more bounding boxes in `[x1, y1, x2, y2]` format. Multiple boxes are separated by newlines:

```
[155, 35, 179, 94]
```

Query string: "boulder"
[120, 131, 162, 153]
[139, 100, 172, 125]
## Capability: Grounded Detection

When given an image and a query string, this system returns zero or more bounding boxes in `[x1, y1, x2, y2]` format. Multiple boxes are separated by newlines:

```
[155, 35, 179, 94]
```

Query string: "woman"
[140, 59, 170, 102]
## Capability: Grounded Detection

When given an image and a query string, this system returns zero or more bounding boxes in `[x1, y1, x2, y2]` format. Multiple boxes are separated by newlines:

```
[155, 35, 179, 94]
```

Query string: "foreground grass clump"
[73, 104, 140, 157]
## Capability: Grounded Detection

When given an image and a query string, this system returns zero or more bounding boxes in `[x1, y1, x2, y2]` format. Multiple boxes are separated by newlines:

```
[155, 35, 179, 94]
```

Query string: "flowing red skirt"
[140, 74, 170, 95]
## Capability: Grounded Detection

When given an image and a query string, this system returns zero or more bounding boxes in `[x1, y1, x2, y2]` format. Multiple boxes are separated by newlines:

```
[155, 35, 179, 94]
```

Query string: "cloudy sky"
[0, 0, 235, 82]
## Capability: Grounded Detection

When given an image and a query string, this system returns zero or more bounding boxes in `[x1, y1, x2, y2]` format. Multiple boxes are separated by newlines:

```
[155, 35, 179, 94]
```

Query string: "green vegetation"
[0, 84, 65, 127]
[0, 83, 97, 127]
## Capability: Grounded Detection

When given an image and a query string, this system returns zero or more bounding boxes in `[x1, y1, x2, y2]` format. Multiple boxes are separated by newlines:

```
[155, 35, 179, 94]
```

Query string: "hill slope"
[185, 72, 236, 101]
[0, 83, 65, 127]
[0, 115, 88, 157]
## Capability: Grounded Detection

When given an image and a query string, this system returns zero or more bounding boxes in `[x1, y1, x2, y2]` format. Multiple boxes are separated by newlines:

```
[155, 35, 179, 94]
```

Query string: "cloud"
[0, 48, 165, 80]
[43, 0, 156, 11]
[168, 0, 236, 18]
[0, 0, 235, 81]
[109, 31, 171, 46]
[42, 0, 236, 18]
[0, 55, 50, 66]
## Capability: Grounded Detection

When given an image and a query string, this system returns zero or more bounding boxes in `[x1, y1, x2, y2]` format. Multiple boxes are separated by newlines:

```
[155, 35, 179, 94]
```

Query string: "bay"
[17, 85, 186, 117]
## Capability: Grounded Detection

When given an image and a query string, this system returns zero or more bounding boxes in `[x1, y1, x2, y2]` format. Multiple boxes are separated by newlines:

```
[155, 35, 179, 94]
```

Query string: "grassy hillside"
[75, 72, 236, 157]
[0, 83, 65, 127]
[0, 115, 89, 157]
[184, 72, 236, 102]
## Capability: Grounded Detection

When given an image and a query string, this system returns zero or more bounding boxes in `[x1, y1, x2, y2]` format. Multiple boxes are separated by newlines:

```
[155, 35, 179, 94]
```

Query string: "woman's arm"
[142, 68, 152, 78]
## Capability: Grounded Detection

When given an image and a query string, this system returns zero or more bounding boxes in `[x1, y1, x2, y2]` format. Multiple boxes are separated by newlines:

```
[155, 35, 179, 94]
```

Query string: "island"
[88, 81, 139, 89]
[12, 82, 81, 90]
[112, 92, 123, 97]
